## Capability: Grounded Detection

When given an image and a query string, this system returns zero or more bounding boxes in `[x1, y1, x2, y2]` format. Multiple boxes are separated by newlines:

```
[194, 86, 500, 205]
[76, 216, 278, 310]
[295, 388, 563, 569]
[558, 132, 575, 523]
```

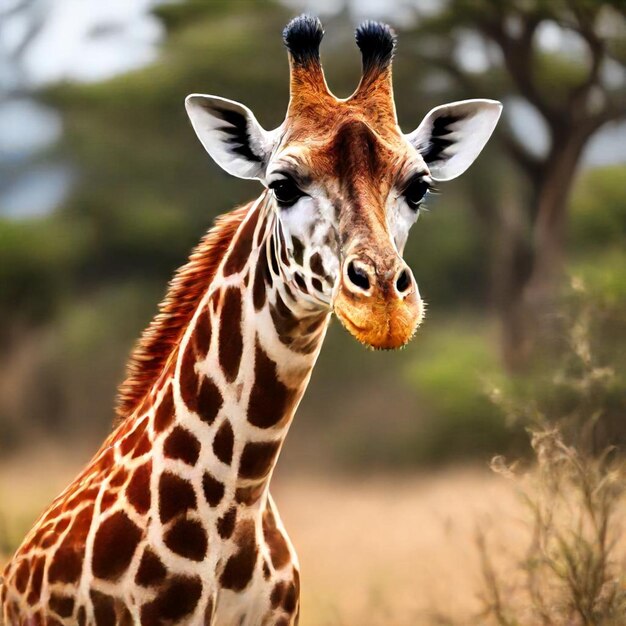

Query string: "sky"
[0, 0, 624, 218]
[0, 0, 163, 217]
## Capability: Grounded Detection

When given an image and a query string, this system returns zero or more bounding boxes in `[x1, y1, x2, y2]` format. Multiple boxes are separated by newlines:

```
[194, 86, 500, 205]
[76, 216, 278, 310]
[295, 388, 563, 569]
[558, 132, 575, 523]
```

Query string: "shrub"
[477, 428, 626, 626]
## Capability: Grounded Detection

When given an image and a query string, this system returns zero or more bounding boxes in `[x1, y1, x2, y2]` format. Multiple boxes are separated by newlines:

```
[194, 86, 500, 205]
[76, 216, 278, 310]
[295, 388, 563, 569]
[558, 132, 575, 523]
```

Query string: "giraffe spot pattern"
[90, 589, 115, 626]
[48, 543, 83, 585]
[109, 466, 129, 489]
[213, 420, 234, 465]
[158, 471, 196, 524]
[239, 440, 281, 480]
[48, 504, 94, 584]
[283, 581, 298, 613]
[202, 472, 225, 507]
[100, 491, 116, 513]
[13, 559, 28, 594]
[126, 461, 152, 515]
[92, 510, 142, 581]
[164, 519, 208, 561]
[217, 506, 237, 539]
[270, 293, 299, 343]
[309, 251, 326, 278]
[180, 342, 200, 412]
[219, 519, 258, 592]
[210, 288, 221, 313]
[163, 426, 200, 466]
[94, 447, 115, 475]
[277, 223, 289, 265]
[153, 384, 174, 433]
[49, 593, 75, 618]
[120, 420, 146, 456]
[263, 506, 291, 571]
[222, 207, 259, 276]
[294, 272, 308, 292]
[269, 578, 297, 618]
[66, 486, 99, 509]
[218, 287, 243, 382]
[135, 548, 166, 587]
[270, 581, 285, 608]
[40, 530, 57, 549]
[291, 236, 304, 266]
[26, 556, 44, 605]
[197, 376, 223, 424]
[248, 340, 295, 429]
[269, 236, 279, 276]
[180, 326, 224, 424]
[140, 575, 202, 626]
[192, 306, 212, 360]
[252, 248, 269, 311]
[132, 430, 151, 458]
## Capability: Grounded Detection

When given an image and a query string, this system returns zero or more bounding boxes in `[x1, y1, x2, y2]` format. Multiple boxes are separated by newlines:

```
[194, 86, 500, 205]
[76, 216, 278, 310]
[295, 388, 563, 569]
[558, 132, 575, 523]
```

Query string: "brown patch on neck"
[115, 202, 253, 422]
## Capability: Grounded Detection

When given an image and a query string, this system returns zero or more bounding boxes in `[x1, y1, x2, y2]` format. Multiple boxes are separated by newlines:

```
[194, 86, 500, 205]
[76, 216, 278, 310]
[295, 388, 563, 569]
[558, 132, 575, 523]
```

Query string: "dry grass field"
[0, 446, 529, 626]
[274, 469, 524, 626]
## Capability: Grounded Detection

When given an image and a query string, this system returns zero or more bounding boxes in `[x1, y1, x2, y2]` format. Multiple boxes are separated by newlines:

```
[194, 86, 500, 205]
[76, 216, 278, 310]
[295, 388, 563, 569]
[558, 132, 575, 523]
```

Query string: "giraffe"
[1, 15, 501, 626]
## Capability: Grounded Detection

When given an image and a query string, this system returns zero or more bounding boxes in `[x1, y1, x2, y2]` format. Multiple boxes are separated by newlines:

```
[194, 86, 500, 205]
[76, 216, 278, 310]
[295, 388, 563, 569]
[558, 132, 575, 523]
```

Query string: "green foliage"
[569, 165, 626, 252]
[0, 217, 91, 327]
[495, 276, 626, 455]
[404, 316, 517, 464]
[406, 189, 490, 307]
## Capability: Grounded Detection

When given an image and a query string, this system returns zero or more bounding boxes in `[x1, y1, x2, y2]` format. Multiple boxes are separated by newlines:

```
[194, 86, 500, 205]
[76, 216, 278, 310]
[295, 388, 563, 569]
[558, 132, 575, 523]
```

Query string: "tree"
[404, 0, 626, 369]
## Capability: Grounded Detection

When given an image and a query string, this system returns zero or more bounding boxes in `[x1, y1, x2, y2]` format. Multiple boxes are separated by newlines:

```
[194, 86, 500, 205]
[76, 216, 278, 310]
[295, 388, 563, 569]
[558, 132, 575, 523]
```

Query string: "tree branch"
[566, 4, 606, 116]
[481, 11, 560, 127]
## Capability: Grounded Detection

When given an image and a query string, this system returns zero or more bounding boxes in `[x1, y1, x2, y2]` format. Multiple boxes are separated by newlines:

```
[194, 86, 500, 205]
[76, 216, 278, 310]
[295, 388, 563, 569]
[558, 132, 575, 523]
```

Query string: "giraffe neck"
[145, 192, 330, 511]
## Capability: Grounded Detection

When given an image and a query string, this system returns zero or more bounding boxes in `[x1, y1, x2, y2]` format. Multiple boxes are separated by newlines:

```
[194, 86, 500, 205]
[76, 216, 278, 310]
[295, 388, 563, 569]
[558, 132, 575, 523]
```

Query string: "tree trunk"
[498, 132, 587, 371]
[525, 134, 586, 305]
[495, 196, 534, 372]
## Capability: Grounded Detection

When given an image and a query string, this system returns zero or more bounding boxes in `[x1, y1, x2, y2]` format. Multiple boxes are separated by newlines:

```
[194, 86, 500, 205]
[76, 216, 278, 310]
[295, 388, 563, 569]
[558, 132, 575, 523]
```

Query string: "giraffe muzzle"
[334, 254, 424, 349]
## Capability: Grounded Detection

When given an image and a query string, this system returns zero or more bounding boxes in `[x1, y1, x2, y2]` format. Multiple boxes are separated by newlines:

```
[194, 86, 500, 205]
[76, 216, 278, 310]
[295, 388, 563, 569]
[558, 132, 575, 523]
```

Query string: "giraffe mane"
[115, 202, 251, 422]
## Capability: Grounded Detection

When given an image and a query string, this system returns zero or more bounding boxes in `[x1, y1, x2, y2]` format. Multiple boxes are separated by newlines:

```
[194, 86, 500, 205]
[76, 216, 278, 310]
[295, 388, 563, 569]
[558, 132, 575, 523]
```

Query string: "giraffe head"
[185, 15, 501, 349]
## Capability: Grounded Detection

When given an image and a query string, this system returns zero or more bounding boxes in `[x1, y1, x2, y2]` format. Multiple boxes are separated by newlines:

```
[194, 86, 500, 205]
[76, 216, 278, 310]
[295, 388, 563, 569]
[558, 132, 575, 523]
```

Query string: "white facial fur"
[185, 94, 502, 305]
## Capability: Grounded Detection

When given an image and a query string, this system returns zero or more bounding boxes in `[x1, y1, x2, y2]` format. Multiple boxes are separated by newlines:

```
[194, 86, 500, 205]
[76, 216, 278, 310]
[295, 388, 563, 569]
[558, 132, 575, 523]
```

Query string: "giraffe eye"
[270, 177, 305, 207]
[404, 178, 430, 210]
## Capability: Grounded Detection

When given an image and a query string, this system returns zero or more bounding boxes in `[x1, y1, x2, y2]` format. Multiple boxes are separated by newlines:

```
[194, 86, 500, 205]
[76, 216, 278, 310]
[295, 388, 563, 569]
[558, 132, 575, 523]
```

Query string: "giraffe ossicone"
[2, 15, 501, 626]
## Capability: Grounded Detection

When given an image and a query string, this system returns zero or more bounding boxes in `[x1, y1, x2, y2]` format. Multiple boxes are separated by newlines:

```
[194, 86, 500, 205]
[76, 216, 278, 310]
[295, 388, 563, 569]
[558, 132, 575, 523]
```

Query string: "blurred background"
[0, 1, 625, 624]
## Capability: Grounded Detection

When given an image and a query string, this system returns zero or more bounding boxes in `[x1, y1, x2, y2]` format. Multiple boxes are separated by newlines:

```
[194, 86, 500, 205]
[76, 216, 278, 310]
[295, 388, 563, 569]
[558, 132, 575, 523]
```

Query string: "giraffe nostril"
[347, 261, 371, 292]
[396, 269, 411, 294]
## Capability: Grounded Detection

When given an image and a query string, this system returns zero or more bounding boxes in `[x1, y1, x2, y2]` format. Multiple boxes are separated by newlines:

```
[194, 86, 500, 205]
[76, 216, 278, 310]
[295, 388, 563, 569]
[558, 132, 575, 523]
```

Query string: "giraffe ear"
[185, 94, 277, 180]
[406, 99, 502, 181]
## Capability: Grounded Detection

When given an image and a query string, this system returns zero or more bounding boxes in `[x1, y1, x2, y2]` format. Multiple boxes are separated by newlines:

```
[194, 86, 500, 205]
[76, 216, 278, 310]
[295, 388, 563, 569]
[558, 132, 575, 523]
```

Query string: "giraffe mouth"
[333, 292, 424, 350]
